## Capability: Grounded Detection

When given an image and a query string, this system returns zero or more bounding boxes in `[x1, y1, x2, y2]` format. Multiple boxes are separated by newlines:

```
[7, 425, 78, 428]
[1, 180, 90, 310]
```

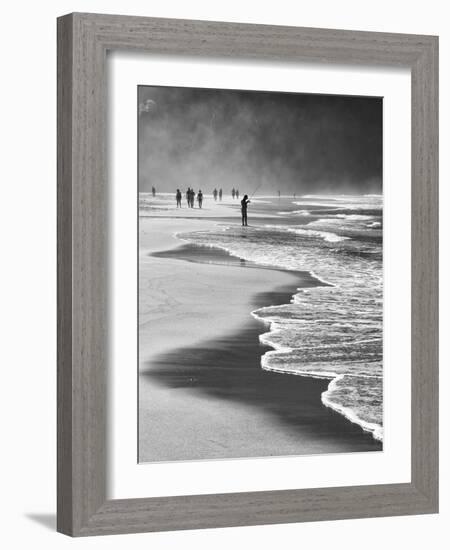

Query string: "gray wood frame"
[57, 12, 439, 536]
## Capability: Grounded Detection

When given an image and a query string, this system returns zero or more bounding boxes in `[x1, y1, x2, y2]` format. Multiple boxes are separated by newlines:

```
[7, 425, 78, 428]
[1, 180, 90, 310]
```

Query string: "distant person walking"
[241, 194, 250, 226]
[176, 189, 182, 208]
[187, 188, 194, 208]
[213, 188, 218, 201]
[197, 190, 203, 208]
[232, 188, 235, 199]
[236, 189, 240, 199]
[219, 188, 223, 201]
[152, 186, 156, 197]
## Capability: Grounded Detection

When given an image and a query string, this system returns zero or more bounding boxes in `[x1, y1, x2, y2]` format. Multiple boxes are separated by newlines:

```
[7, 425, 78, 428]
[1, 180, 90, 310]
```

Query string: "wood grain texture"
[410, 36, 439, 506]
[57, 13, 74, 535]
[57, 12, 439, 536]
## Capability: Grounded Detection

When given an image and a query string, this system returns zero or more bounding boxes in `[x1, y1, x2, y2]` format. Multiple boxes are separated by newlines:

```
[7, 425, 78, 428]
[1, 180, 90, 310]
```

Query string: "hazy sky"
[138, 86, 382, 195]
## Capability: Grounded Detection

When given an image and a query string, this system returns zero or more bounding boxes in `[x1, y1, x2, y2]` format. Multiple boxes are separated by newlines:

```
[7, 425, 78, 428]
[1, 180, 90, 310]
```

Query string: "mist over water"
[138, 86, 382, 196]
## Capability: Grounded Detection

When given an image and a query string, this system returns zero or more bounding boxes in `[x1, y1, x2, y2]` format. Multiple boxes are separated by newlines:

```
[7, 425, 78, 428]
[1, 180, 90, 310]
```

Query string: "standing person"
[213, 188, 218, 201]
[278, 190, 281, 199]
[232, 188, 235, 199]
[197, 189, 203, 209]
[236, 189, 240, 199]
[241, 194, 250, 227]
[190, 188, 195, 207]
[176, 189, 182, 208]
[186, 188, 191, 207]
[219, 188, 223, 201]
[152, 186, 156, 197]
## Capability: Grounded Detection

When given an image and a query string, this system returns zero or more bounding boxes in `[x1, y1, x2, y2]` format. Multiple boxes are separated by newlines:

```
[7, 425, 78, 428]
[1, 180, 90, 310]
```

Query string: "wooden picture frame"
[57, 12, 438, 536]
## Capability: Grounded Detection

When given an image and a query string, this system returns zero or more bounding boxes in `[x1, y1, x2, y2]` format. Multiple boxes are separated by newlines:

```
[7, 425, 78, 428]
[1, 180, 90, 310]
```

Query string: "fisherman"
[219, 188, 223, 201]
[197, 189, 203, 209]
[232, 188, 235, 199]
[213, 188, 218, 201]
[241, 194, 250, 227]
[176, 189, 182, 208]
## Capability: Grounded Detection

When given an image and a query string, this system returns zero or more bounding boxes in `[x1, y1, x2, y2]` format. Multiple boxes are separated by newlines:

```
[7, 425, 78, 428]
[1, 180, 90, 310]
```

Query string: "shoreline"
[151, 241, 328, 284]
[139, 216, 382, 462]
[139, 217, 308, 362]
[153, 240, 382, 441]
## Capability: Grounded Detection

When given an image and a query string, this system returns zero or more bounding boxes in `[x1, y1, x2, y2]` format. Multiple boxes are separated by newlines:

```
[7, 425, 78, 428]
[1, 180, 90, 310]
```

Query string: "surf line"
[251, 310, 383, 442]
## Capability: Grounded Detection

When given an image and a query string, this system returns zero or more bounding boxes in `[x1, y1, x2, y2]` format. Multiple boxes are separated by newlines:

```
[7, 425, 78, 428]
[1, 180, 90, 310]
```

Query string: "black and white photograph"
[1, 0, 444, 544]
[138, 85, 383, 462]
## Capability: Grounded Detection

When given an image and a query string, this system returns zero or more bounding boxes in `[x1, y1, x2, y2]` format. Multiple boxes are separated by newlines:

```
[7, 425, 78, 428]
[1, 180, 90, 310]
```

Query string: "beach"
[139, 197, 382, 462]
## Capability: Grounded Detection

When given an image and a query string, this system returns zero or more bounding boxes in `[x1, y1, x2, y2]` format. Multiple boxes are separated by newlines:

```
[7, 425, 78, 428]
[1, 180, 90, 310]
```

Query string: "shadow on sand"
[142, 282, 381, 454]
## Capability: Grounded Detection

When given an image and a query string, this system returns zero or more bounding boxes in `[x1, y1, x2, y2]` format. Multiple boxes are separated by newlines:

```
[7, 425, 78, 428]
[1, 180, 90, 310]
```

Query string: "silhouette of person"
[232, 188, 235, 199]
[176, 189, 182, 208]
[213, 188, 218, 201]
[219, 188, 222, 201]
[241, 194, 250, 226]
[197, 190, 203, 208]
[151, 186, 156, 197]
[236, 189, 240, 199]
[278, 190, 281, 199]
[186, 188, 191, 207]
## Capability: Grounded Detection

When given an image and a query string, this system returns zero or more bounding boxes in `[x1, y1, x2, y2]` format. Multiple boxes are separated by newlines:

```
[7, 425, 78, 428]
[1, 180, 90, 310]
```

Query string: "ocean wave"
[251, 307, 383, 440]
[292, 194, 382, 213]
[277, 210, 311, 216]
[335, 214, 373, 220]
[177, 195, 383, 441]
[293, 201, 344, 209]
[264, 224, 350, 243]
[322, 375, 383, 441]
[290, 228, 350, 243]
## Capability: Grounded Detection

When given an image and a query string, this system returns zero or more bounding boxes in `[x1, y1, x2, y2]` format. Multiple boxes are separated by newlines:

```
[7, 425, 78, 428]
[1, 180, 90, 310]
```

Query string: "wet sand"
[139, 218, 382, 462]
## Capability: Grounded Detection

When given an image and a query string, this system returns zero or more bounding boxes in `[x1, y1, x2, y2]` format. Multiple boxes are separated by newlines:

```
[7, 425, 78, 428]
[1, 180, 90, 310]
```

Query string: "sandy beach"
[139, 204, 381, 462]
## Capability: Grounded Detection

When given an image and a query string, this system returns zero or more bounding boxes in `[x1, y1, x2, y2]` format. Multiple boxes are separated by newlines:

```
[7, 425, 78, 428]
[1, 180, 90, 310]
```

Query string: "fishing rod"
[249, 181, 263, 199]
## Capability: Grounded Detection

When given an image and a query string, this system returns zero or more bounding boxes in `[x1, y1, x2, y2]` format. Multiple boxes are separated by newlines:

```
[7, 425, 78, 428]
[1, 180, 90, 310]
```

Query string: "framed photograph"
[57, 13, 438, 536]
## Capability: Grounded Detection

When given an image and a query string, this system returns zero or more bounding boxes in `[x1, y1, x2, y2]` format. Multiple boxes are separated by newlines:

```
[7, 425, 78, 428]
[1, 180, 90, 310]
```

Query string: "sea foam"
[178, 194, 383, 441]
